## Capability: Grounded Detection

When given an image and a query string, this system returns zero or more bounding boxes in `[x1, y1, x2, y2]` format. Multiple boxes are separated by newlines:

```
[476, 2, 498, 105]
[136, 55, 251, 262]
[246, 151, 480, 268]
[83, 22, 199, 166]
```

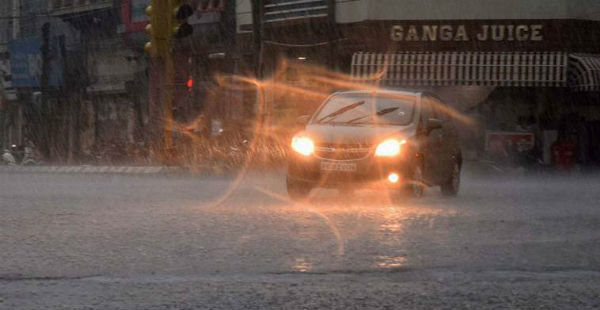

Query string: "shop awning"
[568, 54, 600, 92]
[351, 52, 568, 88]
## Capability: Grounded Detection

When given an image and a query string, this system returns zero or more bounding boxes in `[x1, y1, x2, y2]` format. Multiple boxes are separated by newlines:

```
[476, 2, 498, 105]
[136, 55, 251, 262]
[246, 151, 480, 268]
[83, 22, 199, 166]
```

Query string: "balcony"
[264, 0, 328, 23]
[49, 0, 113, 15]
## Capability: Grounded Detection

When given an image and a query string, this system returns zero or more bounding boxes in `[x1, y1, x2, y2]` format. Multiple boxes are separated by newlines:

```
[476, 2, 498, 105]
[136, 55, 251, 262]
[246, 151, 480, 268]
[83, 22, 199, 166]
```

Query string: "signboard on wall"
[340, 20, 600, 53]
[8, 37, 42, 88]
[390, 24, 544, 42]
[121, 0, 225, 32]
[8, 37, 64, 88]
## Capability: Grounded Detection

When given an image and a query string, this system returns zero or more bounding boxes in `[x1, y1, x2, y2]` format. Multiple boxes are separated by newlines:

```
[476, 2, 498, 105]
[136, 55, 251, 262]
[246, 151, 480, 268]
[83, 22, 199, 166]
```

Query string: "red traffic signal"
[186, 76, 194, 91]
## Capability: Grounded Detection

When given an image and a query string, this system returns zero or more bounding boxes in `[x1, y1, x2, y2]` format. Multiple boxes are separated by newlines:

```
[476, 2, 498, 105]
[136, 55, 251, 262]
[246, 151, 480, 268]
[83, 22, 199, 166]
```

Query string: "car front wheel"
[441, 161, 460, 197]
[402, 164, 425, 198]
[286, 176, 312, 200]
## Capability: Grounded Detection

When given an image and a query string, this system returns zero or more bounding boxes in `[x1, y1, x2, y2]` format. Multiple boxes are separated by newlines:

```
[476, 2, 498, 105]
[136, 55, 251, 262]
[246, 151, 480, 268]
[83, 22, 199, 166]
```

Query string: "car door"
[429, 96, 458, 181]
[418, 96, 444, 185]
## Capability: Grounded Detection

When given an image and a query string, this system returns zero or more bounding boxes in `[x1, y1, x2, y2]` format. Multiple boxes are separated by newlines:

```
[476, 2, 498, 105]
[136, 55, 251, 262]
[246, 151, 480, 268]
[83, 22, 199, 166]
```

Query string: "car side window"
[421, 97, 438, 121]
[429, 97, 448, 121]
[418, 97, 433, 135]
[421, 97, 432, 122]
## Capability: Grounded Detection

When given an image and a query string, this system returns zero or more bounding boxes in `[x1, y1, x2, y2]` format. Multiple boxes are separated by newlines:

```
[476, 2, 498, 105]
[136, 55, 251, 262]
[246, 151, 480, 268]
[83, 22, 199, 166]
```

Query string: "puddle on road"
[291, 257, 313, 273]
[374, 255, 407, 269]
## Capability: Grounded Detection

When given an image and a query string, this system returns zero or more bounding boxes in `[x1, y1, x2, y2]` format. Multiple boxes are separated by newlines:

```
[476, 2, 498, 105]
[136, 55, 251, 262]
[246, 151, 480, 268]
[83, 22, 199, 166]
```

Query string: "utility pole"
[11, 0, 21, 147]
[327, 0, 337, 70]
[11, 0, 19, 41]
[164, 48, 174, 154]
[59, 35, 77, 163]
[251, 0, 263, 80]
[40, 23, 51, 158]
[145, 0, 171, 160]
[251, 0, 265, 123]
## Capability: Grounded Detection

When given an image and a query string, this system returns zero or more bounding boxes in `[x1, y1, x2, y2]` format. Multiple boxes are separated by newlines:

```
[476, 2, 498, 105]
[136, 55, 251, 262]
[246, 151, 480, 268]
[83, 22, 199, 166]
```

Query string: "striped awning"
[351, 52, 568, 87]
[569, 54, 600, 92]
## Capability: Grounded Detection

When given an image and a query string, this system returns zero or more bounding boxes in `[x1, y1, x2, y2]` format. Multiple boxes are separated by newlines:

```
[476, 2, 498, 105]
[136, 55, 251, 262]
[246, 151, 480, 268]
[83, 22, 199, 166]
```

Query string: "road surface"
[1, 166, 599, 309]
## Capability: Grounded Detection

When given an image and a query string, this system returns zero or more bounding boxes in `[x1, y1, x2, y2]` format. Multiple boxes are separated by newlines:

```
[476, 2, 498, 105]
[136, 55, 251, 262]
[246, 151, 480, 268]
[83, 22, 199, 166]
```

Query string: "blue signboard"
[8, 37, 42, 88]
[8, 37, 64, 88]
[131, 0, 150, 23]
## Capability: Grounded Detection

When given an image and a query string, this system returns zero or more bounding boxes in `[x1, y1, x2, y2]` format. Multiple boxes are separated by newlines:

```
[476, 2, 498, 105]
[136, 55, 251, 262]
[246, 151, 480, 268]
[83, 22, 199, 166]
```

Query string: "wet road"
[1, 166, 600, 309]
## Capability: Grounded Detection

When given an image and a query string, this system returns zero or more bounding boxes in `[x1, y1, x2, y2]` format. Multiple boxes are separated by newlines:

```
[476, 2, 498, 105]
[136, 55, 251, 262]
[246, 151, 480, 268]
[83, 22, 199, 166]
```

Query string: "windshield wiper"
[345, 107, 400, 124]
[317, 101, 365, 123]
[376, 107, 400, 115]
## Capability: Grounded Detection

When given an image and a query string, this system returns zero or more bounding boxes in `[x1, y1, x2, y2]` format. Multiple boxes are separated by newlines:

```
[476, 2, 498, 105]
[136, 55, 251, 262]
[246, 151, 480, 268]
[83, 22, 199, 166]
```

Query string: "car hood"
[302, 124, 414, 146]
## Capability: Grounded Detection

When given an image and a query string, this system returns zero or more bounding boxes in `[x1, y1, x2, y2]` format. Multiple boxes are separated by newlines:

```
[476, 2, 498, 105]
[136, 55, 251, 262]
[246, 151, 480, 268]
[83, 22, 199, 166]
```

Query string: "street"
[1, 166, 600, 309]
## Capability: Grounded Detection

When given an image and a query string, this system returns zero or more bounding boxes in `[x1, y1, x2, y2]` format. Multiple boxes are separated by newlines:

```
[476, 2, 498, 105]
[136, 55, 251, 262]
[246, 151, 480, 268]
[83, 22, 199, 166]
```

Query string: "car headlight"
[291, 136, 314, 156]
[375, 139, 406, 157]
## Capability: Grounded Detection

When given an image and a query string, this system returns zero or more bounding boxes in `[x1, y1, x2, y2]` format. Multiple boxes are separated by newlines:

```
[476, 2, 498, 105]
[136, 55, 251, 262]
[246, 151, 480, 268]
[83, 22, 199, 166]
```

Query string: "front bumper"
[287, 152, 412, 188]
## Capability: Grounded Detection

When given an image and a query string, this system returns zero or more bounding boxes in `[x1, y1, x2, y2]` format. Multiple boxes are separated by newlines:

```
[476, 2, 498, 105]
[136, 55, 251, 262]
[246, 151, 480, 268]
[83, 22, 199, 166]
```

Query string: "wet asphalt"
[1, 165, 599, 309]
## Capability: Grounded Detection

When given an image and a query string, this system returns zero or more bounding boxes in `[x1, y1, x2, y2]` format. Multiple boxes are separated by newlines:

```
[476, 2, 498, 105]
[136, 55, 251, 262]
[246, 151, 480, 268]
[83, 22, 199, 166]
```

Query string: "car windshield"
[313, 93, 416, 126]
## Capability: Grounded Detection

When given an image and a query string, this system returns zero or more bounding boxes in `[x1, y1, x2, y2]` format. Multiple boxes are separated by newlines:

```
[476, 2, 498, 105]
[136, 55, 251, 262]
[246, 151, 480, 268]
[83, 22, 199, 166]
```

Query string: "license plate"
[320, 161, 357, 172]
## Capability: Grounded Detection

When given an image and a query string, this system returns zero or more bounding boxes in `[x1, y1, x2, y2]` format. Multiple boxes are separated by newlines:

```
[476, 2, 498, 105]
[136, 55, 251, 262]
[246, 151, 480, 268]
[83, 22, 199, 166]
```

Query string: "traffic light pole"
[148, 47, 175, 163]
[163, 48, 174, 155]
[145, 0, 193, 163]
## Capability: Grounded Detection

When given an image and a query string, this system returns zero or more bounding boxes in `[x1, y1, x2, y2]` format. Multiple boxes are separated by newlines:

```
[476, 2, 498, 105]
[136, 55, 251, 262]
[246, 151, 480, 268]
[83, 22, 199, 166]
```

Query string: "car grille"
[315, 143, 371, 160]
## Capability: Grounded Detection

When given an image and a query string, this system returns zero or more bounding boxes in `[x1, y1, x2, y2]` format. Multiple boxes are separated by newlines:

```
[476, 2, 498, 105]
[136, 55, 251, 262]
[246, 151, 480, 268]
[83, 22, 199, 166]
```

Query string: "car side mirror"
[427, 118, 442, 132]
[296, 115, 310, 126]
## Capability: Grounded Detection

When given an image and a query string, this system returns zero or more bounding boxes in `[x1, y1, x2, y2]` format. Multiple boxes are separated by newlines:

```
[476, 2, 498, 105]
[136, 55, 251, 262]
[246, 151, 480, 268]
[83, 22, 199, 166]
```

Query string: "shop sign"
[8, 37, 64, 88]
[391, 24, 543, 42]
[8, 37, 43, 88]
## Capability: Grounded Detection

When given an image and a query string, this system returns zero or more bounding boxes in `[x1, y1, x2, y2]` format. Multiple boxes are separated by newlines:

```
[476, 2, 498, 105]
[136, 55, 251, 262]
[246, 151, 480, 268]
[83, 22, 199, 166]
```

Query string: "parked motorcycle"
[1, 148, 16, 165]
[21, 145, 43, 165]
[1, 144, 43, 166]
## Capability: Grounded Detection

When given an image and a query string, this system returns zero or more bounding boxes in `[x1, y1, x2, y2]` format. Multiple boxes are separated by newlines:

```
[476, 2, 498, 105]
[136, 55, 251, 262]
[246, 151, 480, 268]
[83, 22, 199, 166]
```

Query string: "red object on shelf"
[197, 0, 226, 12]
[485, 131, 535, 154]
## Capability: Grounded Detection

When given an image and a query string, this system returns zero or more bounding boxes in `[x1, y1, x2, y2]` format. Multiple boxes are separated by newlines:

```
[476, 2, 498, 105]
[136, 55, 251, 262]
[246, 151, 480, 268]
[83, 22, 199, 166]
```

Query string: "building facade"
[0, 0, 78, 154]
[41, 0, 148, 162]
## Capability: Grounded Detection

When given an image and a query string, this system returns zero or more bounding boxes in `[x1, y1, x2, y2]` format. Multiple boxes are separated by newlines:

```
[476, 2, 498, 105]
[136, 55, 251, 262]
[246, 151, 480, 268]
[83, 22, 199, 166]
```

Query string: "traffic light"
[171, 0, 194, 39]
[144, 0, 194, 57]
[144, 1, 170, 57]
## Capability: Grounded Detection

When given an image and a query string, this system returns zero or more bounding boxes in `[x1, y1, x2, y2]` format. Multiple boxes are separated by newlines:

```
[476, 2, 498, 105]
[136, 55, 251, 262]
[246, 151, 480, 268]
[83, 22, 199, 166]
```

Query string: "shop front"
[340, 19, 600, 166]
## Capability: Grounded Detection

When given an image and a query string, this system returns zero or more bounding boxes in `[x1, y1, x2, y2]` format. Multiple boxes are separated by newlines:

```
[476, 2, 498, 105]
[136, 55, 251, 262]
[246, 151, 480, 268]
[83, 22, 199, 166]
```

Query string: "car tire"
[337, 185, 355, 197]
[441, 161, 460, 197]
[286, 176, 312, 200]
[402, 164, 425, 198]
